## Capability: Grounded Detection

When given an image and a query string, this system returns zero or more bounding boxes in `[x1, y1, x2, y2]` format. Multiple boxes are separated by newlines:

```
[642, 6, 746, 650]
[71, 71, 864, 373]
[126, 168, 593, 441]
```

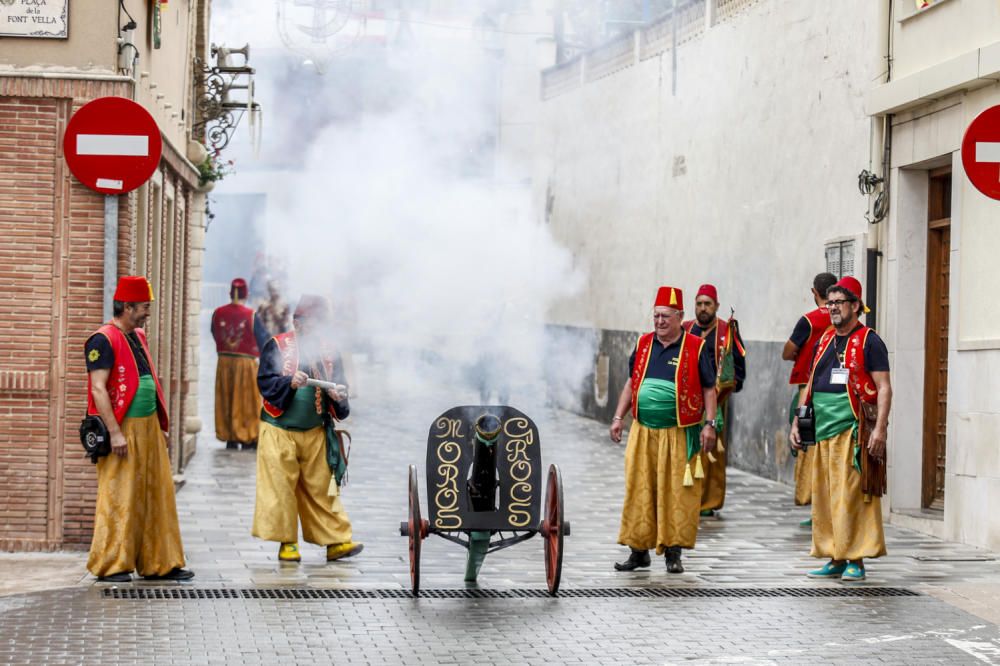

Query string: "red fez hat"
[113, 276, 154, 303]
[294, 294, 330, 319]
[696, 284, 718, 303]
[230, 278, 248, 300]
[654, 286, 683, 310]
[833, 276, 870, 313]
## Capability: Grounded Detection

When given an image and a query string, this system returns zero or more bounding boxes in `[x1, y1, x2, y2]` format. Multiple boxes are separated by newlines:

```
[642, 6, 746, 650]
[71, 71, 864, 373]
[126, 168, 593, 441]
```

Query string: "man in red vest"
[610, 286, 719, 574]
[253, 294, 363, 563]
[682, 284, 746, 517]
[84, 276, 194, 583]
[782, 272, 836, 524]
[211, 278, 261, 450]
[790, 276, 891, 582]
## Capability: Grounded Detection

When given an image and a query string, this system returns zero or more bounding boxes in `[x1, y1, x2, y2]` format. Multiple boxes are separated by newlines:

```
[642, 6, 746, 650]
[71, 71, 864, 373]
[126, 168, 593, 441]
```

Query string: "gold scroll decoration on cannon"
[433, 417, 464, 529]
[503, 416, 534, 527]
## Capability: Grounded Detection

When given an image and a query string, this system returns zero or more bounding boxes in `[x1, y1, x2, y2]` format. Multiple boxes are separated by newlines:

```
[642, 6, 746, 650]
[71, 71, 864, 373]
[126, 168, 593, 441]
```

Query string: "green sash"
[813, 391, 861, 472]
[262, 387, 323, 431]
[636, 378, 700, 460]
[125, 375, 157, 418]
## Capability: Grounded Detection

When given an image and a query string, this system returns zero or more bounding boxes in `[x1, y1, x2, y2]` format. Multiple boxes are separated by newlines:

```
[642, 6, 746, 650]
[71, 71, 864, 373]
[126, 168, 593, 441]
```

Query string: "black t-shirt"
[628, 333, 716, 389]
[85, 331, 152, 376]
[789, 315, 811, 348]
[811, 326, 889, 394]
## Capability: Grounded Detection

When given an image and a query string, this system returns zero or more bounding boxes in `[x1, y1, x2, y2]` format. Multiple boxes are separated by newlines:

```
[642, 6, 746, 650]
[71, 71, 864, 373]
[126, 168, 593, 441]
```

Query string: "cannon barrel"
[467, 413, 502, 512]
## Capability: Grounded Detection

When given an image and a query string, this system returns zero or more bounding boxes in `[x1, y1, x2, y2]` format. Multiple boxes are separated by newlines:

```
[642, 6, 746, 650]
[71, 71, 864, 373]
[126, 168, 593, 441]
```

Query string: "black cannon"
[399, 405, 569, 596]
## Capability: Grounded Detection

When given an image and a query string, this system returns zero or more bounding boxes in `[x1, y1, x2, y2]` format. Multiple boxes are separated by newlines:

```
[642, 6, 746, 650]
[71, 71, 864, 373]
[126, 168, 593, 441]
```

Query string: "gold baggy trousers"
[618, 423, 701, 553]
[794, 447, 814, 506]
[87, 414, 186, 577]
[699, 430, 726, 512]
[252, 420, 352, 545]
[810, 428, 887, 560]
[214, 354, 261, 444]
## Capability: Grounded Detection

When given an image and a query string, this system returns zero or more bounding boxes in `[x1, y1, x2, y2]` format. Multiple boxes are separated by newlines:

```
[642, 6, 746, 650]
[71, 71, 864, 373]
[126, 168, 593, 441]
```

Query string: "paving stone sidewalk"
[3, 321, 1000, 663]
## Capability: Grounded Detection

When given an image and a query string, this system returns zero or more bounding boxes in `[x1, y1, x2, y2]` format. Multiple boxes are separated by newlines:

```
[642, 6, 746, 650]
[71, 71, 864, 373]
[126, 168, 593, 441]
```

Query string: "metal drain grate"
[103, 587, 921, 601]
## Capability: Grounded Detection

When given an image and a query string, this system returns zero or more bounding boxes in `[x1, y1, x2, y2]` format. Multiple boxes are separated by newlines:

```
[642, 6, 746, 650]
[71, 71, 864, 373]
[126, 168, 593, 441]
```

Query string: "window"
[825, 240, 856, 279]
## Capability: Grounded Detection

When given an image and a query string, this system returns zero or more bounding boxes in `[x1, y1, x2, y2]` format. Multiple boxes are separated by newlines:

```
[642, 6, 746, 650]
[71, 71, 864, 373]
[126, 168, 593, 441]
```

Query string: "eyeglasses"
[826, 299, 851, 307]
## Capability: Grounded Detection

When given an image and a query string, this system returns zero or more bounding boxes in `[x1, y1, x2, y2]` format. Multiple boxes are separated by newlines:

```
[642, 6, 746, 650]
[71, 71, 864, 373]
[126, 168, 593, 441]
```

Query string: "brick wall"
[0, 76, 200, 551]
[0, 96, 62, 548]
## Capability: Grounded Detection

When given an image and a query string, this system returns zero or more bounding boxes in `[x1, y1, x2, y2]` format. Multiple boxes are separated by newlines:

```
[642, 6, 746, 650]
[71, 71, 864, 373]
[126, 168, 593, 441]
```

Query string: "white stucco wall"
[535, 0, 881, 341]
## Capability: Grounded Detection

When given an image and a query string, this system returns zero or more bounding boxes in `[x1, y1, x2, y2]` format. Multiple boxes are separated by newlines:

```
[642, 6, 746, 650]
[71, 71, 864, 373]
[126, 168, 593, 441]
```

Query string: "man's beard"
[696, 311, 714, 326]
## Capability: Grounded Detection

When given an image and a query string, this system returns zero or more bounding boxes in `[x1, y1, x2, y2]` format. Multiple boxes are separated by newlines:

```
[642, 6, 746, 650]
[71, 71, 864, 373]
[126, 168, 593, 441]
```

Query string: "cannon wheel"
[543, 463, 565, 595]
[408, 464, 423, 596]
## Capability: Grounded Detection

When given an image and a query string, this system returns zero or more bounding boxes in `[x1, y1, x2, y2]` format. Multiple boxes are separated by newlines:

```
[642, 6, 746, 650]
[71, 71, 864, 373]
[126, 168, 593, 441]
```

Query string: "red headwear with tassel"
[113, 276, 154, 303]
[654, 286, 683, 311]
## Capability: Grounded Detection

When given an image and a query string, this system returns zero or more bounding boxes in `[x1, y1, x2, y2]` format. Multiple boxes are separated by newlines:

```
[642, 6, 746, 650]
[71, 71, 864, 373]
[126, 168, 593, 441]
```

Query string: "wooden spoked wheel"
[408, 464, 423, 596]
[542, 463, 564, 596]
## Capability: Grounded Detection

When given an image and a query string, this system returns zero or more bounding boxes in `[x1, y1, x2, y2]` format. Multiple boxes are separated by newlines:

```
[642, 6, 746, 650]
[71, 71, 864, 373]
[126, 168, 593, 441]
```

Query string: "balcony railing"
[543, 0, 764, 100]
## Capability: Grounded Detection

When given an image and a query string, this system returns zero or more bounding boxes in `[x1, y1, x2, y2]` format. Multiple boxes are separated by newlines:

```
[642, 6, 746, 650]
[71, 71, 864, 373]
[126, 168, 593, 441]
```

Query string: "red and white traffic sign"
[962, 105, 1000, 201]
[63, 96, 163, 195]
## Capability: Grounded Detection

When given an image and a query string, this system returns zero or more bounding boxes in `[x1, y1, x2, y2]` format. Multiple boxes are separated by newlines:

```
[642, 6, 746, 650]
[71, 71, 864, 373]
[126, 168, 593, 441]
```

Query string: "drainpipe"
[868, 0, 893, 331]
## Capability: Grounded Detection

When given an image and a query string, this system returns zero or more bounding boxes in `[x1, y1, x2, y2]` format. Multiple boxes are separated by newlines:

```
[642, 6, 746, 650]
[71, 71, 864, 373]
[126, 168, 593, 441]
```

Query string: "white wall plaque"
[0, 0, 68, 39]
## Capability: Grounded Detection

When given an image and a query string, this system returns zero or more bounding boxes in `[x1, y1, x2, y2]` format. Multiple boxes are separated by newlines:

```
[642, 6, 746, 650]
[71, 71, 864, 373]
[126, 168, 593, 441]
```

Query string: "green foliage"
[197, 153, 234, 187]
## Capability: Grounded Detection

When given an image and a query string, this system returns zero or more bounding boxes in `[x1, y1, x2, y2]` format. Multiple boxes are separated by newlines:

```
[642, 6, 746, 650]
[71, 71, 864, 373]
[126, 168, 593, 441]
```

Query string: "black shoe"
[665, 546, 684, 574]
[614, 549, 651, 571]
[241, 441, 257, 451]
[97, 571, 132, 583]
[142, 567, 195, 581]
[225, 442, 239, 450]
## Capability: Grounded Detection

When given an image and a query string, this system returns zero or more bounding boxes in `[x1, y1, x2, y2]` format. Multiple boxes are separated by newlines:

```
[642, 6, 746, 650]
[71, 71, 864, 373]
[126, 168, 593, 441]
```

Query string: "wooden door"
[922, 168, 951, 510]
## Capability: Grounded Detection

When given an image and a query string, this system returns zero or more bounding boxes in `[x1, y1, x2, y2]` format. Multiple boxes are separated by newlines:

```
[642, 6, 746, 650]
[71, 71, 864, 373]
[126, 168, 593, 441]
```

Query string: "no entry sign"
[962, 105, 1000, 201]
[63, 97, 163, 195]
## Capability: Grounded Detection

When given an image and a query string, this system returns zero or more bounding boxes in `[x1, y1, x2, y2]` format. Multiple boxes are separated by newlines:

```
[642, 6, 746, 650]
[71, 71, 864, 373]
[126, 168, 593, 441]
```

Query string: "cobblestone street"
[2, 329, 1000, 664]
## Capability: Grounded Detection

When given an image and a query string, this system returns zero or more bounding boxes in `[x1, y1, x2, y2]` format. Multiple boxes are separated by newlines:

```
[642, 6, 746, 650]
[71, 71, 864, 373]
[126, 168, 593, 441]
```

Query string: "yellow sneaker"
[326, 542, 364, 562]
[278, 542, 301, 562]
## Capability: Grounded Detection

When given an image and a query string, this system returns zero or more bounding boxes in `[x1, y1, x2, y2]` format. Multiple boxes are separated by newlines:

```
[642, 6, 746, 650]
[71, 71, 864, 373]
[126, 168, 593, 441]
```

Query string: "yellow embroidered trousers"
[810, 428, 887, 560]
[87, 414, 186, 577]
[794, 447, 814, 506]
[699, 430, 726, 512]
[252, 421, 352, 546]
[618, 423, 701, 553]
[214, 354, 261, 444]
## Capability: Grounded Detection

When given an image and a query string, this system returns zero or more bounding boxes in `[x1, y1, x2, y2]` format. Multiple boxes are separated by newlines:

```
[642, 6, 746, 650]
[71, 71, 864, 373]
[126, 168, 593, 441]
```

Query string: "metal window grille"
[825, 240, 855, 279]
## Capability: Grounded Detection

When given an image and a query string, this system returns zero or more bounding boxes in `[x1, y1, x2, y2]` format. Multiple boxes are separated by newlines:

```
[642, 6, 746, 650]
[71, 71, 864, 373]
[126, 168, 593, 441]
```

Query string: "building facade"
[0, 1, 212, 550]
[868, 0, 1000, 550]
[535, 0, 882, 486]
[536, 0, 1000, 551]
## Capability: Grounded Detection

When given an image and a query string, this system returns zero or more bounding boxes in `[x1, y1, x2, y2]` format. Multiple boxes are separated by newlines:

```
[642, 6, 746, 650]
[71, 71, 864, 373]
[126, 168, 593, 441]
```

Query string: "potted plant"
[197, 152, 234, 191]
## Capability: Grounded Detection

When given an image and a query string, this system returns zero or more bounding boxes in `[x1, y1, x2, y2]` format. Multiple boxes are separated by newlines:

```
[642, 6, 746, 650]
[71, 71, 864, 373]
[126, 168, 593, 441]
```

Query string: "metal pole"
[671, 0, 678, 96]
[103, 194, 119, 322]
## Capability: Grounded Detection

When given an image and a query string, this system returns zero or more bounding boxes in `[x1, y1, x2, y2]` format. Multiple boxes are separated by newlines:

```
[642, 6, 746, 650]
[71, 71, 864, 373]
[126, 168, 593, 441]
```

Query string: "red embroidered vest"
[261, 331, 340, 420]
[805, 326, 877, 419]
[630, 331, 705, 427]
[682, 318, 743, 404]
[789, 307, 832, 385]
[86, 324, 169, 431]
[211, 303, 260, 358]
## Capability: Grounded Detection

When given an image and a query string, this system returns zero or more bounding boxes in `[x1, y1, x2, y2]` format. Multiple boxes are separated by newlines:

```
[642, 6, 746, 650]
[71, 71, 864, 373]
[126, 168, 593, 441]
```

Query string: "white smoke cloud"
[208, 1, 595, 414]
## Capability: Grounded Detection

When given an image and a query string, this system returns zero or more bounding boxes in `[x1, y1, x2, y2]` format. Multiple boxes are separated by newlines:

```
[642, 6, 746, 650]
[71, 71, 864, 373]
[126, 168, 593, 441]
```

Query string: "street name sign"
[962, 105, 1000, 201]
[63, 97, 163, 195]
